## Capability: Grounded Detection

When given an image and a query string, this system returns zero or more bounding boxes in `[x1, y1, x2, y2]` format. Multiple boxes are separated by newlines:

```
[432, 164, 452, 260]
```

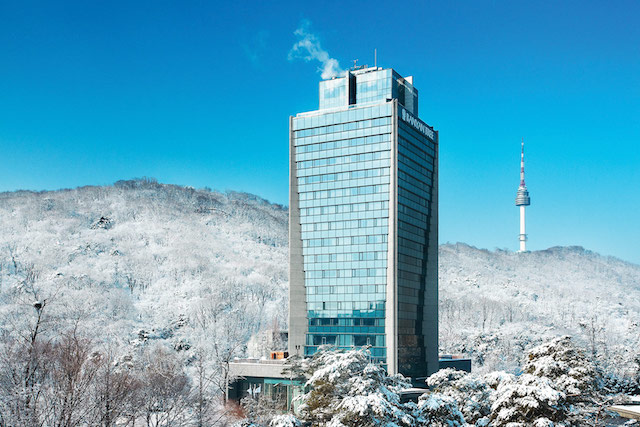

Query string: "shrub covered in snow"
[491, 374, 567, 426]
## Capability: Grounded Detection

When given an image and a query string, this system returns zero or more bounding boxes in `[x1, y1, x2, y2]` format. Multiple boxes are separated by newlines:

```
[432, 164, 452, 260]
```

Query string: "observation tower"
[515, 139, 531, 252]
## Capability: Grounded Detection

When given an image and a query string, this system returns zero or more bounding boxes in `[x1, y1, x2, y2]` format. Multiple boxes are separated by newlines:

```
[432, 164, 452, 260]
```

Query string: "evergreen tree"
[298, 347, 414, 426]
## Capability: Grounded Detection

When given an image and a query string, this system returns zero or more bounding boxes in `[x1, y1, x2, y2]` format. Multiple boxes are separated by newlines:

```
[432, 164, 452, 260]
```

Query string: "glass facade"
[293, 103, 392, 364]
[396, 111, 436, 375]
[318, 68, 418, 115]
[290, 67, 438, 376]
[319, 78, 347, 110]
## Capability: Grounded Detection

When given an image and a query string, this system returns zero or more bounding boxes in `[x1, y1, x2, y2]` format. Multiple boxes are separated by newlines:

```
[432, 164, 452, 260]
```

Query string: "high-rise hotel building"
[289, 67, 438, 377]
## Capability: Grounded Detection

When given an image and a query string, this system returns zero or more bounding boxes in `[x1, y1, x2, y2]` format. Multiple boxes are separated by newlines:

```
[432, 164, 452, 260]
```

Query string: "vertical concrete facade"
[385, 99, 399, 374]
[424, 130, 439, 376]
[289, 116, 307, 356]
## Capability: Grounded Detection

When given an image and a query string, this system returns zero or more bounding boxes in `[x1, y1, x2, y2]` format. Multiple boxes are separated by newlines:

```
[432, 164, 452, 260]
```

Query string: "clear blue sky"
[1, 1, 638, 263]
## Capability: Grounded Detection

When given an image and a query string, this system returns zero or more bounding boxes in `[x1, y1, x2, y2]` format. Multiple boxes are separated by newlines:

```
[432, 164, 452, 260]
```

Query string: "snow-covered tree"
[412, 392, 466, 427]
[297, 347, 414, 426]
[491, 373, 567, 426]
[426, 368, 492, 424]
[524, 335, 598, 400]
[269, 413, 302, 427]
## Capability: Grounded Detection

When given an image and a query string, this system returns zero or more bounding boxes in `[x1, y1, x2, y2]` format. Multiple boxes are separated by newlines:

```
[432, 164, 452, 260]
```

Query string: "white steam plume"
[288, 20, 344, 79]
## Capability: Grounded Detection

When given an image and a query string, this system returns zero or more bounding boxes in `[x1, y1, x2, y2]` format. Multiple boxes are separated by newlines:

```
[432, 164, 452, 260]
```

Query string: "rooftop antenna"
[374, 49, 377, 68]
[352, 59, 358, 69]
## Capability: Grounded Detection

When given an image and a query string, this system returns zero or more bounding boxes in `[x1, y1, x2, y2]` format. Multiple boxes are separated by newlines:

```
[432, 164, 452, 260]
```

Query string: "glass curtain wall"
[396, 113, 436, 376]
[292, 102, 393, 365]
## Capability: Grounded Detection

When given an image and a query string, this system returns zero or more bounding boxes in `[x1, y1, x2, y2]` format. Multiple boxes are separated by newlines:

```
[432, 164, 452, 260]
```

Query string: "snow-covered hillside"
[0, 179, 289, 348]
[439, 243, 640, 380]
[0, 179, 638, 381]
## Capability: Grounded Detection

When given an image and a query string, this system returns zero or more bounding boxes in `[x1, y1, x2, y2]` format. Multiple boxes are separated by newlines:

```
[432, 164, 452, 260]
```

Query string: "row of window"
[307, 334, 385, 347]
[357, 82, 392, 105]
[303, 242, 388, 254]
[304, 234, 388, 248]
[357, 69, 392, 82]
[309, 317, 384, 326]
[357, 78, 391, 92]
[293, 103, 392, 130]
[301, 215, 389, 229]
[298, 160, 390, 182]
[399, 238, 424, 254]
[308, 295, 387, 305]
[298, 167, 388, 185]
[398, 127, 436, 157]
[308, 300, 385, 311]
[399, 213, 429, 238]
[398, 186, 428, 208]
[304, 264, 387, 276]
[400, 200, 430, 221]
[295, 130, 391, 155]
[298, 149, 389, 170]
[398, 152, 433, 178]
[399, 175, 430, 201]
[305, 268, 386, 279]
[301, 200, 389, 216]
[398, 269, 424, 283]
[299, 184, 389, 201]
[398, 122, 436, 149]
[399, 202, 428, 224]
[308, 296, 386, 306]
[305, 265, 386, 275]
[304, 278, 387, 288]
[305, 251, 387, 263]
[398, 253, 423, 269]
[307, 284, 385, 294]
[301, 226, 388, 240]
[320, 83, 346, 109]
[296, 132, 390, 154]
[398, 169, 432, 192]
[399, 219, 426, 239]
[308, 327, 384, 337]
[301, 217, 388, 232]
[302, 213, 386, 228]
[295, 117, 392, 138]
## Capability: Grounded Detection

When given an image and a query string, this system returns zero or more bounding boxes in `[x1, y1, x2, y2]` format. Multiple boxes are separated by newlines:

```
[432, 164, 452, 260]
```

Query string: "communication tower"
[515, 139, 531, 252]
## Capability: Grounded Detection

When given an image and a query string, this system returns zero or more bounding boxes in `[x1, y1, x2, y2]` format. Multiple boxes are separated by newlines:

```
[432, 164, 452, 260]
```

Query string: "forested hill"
[0, 179, 638, 379]
[439, 243, 640, 377]
[0, 179, 290, 348]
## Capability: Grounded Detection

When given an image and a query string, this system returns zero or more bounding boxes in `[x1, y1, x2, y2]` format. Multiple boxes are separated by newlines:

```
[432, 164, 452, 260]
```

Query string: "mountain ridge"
[0, 179, 638, 381]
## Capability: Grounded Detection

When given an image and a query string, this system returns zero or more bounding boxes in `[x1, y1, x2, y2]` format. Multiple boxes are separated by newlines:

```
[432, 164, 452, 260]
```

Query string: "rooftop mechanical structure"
[515, 139, 531, 252]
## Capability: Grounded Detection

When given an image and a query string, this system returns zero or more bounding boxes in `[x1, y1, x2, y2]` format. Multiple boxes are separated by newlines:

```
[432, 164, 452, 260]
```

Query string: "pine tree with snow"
[412, 392, 466, 426]
[426, 368, 493, 424]
[523, 335, 598, 401]
[297, 346, 415, 426]
[491, 373, 567, 426]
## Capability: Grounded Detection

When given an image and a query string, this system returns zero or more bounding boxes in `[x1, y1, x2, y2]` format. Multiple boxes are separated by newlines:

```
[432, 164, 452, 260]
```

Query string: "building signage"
[401, 107, 435, 140]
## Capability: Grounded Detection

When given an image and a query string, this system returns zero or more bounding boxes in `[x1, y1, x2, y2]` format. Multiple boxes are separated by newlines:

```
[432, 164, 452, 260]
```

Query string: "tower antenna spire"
[520, 137, 525, 187]
[515, 138, 531, 252]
